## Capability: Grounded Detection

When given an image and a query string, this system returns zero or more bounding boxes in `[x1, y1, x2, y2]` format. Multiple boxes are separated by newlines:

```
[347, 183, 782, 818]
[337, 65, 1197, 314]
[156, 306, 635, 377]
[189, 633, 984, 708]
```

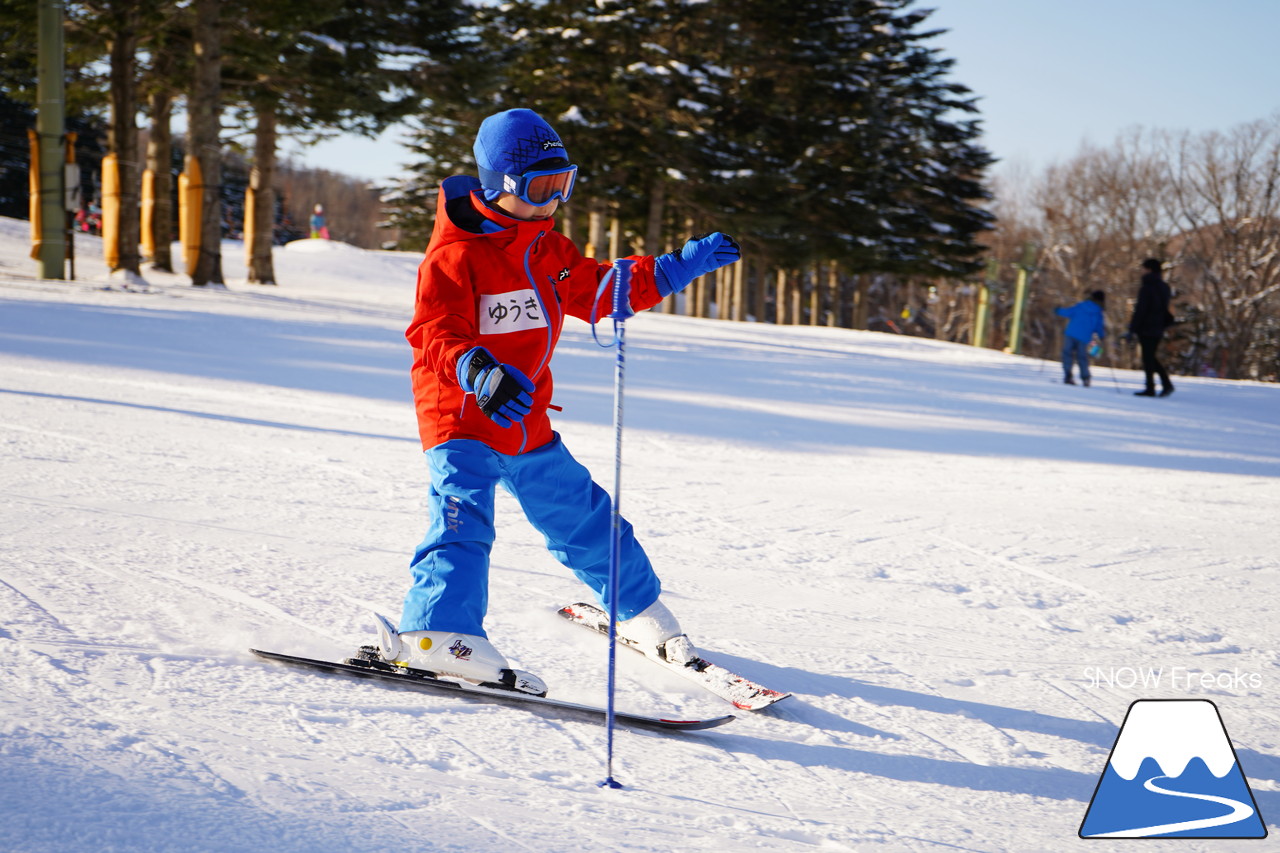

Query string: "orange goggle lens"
[520, 167, 577, 206]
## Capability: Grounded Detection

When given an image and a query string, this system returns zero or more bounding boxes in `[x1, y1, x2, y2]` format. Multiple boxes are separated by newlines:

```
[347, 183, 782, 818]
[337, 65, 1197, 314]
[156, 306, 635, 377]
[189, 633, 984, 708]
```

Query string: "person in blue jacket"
[1055, 290, 1106, 386]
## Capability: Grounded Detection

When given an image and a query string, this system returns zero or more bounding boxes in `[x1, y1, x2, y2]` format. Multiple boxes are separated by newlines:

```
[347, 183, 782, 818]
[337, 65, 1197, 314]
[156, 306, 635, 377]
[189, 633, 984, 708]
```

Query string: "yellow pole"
[243, 185, 255, 269]
[1007, 242, 1037, 356]
[974, 285, 991, 347]
[140, 168, 155, 262]
[179, 154, 203, 276]
[973, 257, 998, 348]
[177, 171, 189, 265]
[101, 152, 120, 270]
[27, 129, 41, 261]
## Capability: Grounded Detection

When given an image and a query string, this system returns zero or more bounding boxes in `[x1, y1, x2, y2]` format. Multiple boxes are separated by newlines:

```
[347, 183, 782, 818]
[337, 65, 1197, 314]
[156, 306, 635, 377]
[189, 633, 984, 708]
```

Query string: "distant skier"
[309, 204, 328, 239]
[383, 108, 741, 694]
[1054, 290, 1106, 386]
[1126, 258, 1174, 397]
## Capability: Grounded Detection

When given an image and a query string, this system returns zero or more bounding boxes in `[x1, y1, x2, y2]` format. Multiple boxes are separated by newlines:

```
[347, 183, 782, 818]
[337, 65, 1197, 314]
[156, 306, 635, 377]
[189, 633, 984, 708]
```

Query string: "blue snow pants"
[399, 435, 662, 636]
[1062, 335, 1091, 382]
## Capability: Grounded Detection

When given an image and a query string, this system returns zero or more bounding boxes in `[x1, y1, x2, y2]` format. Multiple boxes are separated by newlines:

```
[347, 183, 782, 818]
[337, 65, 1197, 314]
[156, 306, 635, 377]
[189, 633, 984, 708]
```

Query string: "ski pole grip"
[610, 259, 634, 320]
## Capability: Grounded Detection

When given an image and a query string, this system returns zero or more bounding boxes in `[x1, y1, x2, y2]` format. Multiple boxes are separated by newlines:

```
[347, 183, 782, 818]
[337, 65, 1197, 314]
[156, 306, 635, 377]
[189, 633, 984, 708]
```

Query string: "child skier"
[310, 204, 328, 239]
[1054, 290, 1106, 386]
[379, 108, 741, 695]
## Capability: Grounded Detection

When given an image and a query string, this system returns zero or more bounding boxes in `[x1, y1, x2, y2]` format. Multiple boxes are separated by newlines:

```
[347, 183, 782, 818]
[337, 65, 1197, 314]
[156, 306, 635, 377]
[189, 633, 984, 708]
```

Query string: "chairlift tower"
[35, 0, 66, 279]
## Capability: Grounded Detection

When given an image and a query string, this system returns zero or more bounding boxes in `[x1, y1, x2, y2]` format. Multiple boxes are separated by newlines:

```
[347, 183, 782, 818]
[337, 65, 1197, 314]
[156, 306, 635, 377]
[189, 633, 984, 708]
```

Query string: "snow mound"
[282, 237, 364, 255]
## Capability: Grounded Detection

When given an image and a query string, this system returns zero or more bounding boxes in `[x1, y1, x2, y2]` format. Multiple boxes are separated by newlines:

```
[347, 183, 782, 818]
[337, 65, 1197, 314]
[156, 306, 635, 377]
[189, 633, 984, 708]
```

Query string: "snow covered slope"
[2, 218, 1278, 852]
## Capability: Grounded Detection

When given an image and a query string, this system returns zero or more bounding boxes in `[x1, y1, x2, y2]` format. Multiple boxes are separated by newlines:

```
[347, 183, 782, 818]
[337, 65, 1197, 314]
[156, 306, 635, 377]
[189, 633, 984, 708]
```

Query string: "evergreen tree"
[11, 0, 174, 277]
[0, 5, 106, 231]
[388, 0, 716, 251]
[139, 17, 188, 274]
[189, 0, 223, 286]
[381, 2, 520, 249]
[225, 0, 472, 279]
[391, 0, 991, 282]
[0, 7, 42, 222]
[705, 0, 992, 277]
[97, 0, 144, 276]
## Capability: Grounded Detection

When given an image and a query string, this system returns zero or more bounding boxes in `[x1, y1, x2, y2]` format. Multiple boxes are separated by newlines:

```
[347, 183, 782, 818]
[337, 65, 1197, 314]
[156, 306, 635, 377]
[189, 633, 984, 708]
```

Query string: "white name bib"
[479, 289, 548, 334]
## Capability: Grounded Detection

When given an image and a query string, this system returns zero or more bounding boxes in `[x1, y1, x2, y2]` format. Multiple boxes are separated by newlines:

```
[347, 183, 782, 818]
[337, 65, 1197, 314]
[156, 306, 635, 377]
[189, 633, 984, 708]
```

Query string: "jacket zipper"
[523, 232, 558, 381]
[515, 230, 561, 455]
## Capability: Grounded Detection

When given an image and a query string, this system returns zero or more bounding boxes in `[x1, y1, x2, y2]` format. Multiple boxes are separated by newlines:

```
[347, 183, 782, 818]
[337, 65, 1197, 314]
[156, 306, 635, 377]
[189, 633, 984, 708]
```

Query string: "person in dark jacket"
[1055, 290, 1106, 386]
[1128, 258, 1174, 397]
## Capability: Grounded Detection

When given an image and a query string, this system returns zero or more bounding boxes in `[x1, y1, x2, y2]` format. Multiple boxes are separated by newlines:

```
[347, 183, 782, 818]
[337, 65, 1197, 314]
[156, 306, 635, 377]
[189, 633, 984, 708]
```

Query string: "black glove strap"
[463, 347, 497, 389]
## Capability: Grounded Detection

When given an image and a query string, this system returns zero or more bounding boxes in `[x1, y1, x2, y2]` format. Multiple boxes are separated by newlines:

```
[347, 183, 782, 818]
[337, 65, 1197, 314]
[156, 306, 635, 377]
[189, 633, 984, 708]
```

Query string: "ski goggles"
[480, 164, 577, 206]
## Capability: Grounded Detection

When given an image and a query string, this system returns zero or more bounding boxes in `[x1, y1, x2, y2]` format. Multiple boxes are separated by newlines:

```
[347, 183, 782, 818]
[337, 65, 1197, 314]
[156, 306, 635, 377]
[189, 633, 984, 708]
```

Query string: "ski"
[249, 647, 734, 732]
[557, 603, 792, 711]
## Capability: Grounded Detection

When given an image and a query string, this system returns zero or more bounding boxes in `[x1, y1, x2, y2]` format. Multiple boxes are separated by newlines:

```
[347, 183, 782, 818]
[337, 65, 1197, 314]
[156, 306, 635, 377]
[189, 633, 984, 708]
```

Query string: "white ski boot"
[374, 613, 546, 696]
[616, 599, 698, 666]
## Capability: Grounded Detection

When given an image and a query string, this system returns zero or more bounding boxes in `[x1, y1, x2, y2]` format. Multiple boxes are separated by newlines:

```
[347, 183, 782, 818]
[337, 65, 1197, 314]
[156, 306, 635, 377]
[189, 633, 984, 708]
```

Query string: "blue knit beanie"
[474, 109, 570, 200]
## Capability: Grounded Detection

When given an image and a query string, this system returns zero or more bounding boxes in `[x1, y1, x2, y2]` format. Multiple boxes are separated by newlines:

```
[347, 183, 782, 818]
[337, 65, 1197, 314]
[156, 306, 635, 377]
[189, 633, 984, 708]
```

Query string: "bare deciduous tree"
[988, 118, 1280, 381]
[1163, 119, 1280, 379]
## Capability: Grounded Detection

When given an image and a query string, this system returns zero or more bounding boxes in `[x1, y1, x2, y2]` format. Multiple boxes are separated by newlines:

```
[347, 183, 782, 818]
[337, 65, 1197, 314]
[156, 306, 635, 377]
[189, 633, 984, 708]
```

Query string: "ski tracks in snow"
[5, 244, 1280, 851]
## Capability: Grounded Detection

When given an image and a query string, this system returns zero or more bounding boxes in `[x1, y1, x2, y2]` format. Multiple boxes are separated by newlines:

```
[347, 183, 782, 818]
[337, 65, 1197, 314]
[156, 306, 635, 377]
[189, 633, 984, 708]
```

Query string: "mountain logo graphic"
[1080, 699, 1267, 839]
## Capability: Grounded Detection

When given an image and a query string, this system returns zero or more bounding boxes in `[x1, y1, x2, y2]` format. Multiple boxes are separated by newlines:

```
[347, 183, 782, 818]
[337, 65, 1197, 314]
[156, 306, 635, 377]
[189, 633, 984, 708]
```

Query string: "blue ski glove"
[654, 232, 741, 297]
[456, 346, 535, 428]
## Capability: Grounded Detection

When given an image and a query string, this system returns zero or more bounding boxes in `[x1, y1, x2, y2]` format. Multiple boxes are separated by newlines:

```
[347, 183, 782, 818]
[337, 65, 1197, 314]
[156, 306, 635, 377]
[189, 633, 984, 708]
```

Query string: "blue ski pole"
[600, 258, 634, 790]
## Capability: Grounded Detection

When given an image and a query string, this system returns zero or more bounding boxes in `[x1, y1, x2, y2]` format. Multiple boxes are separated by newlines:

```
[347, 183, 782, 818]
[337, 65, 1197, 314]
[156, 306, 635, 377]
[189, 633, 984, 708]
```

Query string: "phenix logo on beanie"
[474, 109, 569, 187]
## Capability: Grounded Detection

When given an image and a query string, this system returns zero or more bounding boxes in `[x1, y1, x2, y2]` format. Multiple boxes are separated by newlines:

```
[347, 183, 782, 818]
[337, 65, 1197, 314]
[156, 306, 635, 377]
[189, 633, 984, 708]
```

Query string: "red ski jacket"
[406, 176, 663, 455]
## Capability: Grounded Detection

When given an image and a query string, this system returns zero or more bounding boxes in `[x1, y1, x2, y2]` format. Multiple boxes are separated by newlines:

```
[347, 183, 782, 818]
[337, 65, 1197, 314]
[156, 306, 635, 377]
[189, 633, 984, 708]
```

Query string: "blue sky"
[292, 1, 1280, 185]
[925, 1, 1280, 172]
